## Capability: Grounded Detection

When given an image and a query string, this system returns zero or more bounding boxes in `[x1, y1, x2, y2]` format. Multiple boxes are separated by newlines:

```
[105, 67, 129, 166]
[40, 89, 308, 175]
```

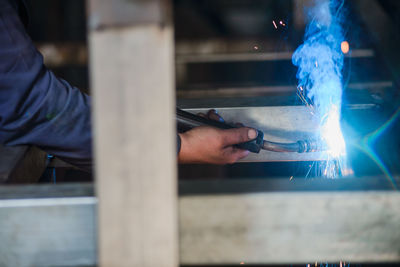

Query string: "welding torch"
[177, 108, 325, 154]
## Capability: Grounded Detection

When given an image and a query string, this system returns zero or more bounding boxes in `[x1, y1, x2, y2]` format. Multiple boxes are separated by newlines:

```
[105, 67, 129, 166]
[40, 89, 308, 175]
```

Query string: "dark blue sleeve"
[0, 0, 92, 171]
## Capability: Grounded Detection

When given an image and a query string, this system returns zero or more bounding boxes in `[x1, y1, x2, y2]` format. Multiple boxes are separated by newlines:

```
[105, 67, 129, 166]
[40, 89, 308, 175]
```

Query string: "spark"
[279, 20, 286, 26]
[272, 20, 278, 29]
[253, 45, 259, 50]
[290, 176, 294, 181]
[292, 0, 348, 178]
[240, 262, 245, 265]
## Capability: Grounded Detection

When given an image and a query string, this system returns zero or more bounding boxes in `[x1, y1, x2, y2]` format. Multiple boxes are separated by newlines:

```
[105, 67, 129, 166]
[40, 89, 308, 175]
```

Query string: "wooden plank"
[89, 0, 178, 265]
[179, 191, 400, 264]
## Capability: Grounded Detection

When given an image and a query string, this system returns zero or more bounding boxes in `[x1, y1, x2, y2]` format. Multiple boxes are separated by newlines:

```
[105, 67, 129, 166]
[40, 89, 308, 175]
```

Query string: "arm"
[0, 0, 92, 171]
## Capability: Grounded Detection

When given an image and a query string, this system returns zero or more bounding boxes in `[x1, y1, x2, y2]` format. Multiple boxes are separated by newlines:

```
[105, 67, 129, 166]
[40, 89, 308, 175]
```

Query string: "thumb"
[221, 127, 258, 146]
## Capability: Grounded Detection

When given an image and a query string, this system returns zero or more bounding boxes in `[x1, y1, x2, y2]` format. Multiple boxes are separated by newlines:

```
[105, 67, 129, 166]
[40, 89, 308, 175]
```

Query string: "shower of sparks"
[292, 0, 349, 178]
[272, 20, 278, 29]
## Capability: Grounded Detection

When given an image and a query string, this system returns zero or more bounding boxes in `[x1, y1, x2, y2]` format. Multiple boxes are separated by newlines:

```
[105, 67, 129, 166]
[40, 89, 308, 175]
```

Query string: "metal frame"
[1, 1, 400, 266]
[0, 180, 399, 266]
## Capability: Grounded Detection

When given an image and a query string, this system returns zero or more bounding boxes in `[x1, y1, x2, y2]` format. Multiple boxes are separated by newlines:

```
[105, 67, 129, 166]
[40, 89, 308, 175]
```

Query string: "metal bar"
[182, 106, 326, 162]
[175, 49, 374, 64]
[1, 180, 399, 266]
[179, 191, 400, 265]
[0, 183, 94, 200]
[0, 197, 97, 267]
[177, 81, 393, 98]
[88, 0, 178, 266]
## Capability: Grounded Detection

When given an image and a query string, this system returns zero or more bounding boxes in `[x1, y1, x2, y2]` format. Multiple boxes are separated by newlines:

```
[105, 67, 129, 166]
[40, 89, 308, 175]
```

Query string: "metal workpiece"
[175, 49, 374, 64]
[1, 180, 400, 266]
[0, 196, 97, 267]
[183, 106, 327, 161]
[179, 191, 400, 265]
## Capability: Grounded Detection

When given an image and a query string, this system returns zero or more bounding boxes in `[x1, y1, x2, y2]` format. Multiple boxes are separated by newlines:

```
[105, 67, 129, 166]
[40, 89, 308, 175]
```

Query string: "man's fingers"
[221, 127, 258, 146]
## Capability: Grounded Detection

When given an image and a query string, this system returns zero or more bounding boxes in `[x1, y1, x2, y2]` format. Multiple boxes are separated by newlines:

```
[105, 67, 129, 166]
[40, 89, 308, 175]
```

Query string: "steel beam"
[0, 181, 399, 266]
[177, 81, 393, 99]
[176, 49, 374, 64]
[0, 196, 97, 267]
[179, 191, 400, 265]
[183, 106, 326, 162]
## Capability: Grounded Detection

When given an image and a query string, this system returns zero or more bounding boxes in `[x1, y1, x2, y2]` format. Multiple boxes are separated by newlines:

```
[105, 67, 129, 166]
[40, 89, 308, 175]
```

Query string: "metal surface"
[1, 181, 399, 266]
[176, 49, 374, 64]
[177, 81, 393, 98]
[0, 183, 93, 200]
[0, 196, 97, 267]
[183, 106, 326, 162]
[179, 191, 400, 265]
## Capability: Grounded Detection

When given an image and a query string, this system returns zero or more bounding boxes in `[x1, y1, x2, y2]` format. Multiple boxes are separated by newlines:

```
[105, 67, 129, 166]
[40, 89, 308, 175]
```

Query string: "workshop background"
[23, 0, 400, 183]
[1, 0, 400, 266]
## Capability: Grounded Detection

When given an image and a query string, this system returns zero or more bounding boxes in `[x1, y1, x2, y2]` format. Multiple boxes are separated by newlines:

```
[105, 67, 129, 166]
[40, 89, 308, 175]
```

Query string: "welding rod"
[176, 108, 325, 154]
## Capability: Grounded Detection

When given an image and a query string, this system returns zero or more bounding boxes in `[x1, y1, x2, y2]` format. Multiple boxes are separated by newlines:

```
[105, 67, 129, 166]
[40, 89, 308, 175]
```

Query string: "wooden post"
[88, 0, 178, 266]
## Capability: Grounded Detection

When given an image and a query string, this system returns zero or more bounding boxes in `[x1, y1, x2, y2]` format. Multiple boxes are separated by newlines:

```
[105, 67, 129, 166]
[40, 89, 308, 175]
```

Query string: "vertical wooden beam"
[88, 1, 178, 266]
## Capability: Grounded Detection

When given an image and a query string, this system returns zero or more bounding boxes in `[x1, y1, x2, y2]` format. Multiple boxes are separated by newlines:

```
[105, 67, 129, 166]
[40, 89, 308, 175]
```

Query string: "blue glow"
[292, 0, 347, 176]
[360, 107, 400, 189]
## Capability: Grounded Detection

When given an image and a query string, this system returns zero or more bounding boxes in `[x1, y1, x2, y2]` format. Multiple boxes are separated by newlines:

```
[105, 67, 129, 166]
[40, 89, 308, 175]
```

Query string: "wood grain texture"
[90, 23, 178, 267]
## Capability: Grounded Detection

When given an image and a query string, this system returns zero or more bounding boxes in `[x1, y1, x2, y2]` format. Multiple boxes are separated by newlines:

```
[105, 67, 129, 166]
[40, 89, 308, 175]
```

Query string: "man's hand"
[178, 126, 258, 164]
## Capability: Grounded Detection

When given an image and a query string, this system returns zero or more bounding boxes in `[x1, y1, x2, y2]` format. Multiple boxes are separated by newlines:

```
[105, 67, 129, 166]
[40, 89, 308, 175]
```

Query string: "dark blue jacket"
[0, 0, 92, 171]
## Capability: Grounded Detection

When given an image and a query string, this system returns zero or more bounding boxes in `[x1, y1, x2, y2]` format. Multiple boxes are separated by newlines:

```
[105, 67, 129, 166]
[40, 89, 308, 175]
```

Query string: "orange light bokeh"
[341, 41, 350, 54]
